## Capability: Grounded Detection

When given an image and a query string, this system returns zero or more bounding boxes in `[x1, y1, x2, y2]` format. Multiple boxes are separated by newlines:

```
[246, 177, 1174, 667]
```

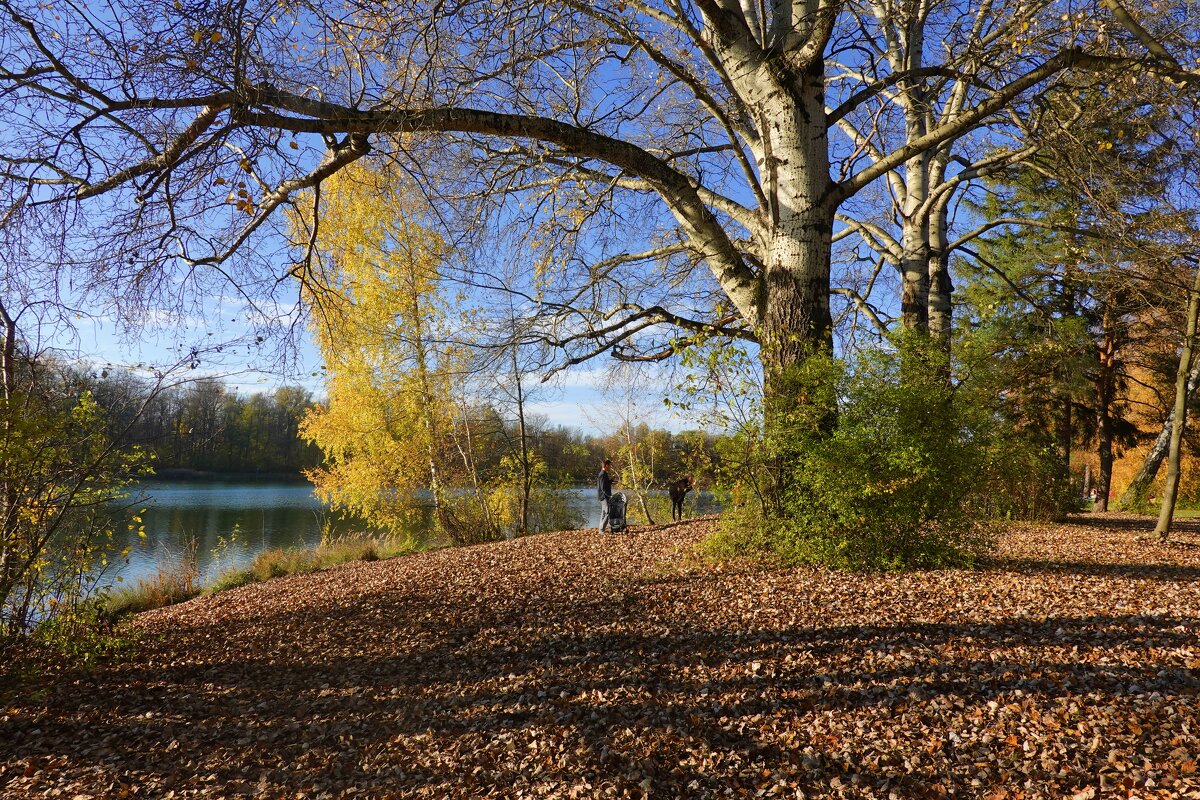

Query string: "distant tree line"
[83, 374, 322, 476]
[76, 369, 720, 486]
[452, 410, 721, 489]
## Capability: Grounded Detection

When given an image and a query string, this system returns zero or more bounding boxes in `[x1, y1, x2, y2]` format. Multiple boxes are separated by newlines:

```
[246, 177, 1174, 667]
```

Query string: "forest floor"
[2, 514, 1200, 799]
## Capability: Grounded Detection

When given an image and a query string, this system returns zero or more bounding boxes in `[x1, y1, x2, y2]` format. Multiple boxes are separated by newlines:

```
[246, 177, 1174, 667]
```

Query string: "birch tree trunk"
[410, 289, 448, 542]
[1153, 260, 1200, 542]
[512, 349, 531, 536]
[927, 200, 954, 351]
[756, 66, 836, 418]
[1116, 360, 1200, 508]
[899, 71, 931, 333]
[451, 406, 497, 540]
[621, 425, 655, 526]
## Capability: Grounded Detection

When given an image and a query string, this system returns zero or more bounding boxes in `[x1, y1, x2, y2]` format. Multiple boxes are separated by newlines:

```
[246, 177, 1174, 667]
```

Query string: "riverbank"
[3, 514, 1200, 798]
[148, 468, 312, 482]
[101, 532, 421, 620]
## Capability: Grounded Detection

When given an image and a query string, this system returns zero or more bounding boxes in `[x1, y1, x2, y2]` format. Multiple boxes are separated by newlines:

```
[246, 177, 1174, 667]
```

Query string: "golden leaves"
[190, 29, 222, 44]
[290, 162, 454, 535]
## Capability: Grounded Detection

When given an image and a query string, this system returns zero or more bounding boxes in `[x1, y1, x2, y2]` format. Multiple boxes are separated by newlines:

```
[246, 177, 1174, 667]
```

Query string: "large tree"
[0, 0, 1183, 423]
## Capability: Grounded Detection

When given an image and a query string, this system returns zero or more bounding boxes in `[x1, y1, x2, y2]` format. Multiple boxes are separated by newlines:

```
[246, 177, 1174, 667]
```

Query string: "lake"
[103, 480, 724, 591]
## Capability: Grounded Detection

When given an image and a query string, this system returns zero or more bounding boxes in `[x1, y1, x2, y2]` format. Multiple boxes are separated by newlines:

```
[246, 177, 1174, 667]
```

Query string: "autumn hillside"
[3, 516, 1200, 799]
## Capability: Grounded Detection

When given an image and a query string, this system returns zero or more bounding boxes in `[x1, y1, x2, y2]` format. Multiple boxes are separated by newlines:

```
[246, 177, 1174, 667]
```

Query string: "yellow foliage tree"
[294, 162, 465, 543]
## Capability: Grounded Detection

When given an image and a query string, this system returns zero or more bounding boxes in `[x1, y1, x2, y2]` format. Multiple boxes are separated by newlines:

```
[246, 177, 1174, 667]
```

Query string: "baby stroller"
[607, 492, 629, 533]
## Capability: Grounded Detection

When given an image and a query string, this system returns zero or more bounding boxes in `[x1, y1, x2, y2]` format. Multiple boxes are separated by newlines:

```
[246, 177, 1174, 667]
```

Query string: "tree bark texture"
[927, 201, 954, 350]
[899, 78, 931, 333]
[756, 67, 836, 413]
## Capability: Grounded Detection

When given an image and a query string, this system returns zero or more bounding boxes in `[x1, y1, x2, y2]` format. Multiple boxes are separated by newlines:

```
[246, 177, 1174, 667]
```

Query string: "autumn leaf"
[4, 517, 1200, 797]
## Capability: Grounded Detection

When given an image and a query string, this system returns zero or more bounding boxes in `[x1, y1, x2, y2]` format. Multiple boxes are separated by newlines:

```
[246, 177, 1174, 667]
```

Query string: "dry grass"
[102, 538, 200, 619]
[103, 534, 416, 618]
[204, 533, 416, 595]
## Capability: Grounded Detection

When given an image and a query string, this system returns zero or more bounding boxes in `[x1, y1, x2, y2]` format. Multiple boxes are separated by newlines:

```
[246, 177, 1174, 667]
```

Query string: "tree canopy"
[3, 0, 1196, 407]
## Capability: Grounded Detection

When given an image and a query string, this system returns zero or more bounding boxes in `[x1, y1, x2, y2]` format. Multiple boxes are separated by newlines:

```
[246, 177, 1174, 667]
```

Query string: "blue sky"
[66, 303, 698, 435]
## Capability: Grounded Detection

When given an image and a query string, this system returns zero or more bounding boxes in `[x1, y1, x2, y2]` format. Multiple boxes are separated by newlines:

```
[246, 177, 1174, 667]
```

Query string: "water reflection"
[105, 481, 724, 591]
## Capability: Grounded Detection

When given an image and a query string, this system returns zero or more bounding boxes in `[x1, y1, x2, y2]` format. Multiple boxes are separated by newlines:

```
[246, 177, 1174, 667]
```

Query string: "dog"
[668, 476, 694, 521]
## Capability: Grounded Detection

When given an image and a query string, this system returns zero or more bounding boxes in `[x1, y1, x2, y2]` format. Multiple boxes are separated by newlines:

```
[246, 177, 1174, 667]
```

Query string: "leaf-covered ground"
[3, 515, 1200, 799]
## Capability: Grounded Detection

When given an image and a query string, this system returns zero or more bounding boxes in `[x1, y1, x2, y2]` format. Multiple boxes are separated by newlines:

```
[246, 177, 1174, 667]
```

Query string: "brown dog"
[668, 476, 693, 521]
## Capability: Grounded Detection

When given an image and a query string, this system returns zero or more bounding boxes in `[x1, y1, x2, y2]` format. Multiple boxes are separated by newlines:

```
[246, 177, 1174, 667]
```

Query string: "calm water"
[103, 481, 724, 591]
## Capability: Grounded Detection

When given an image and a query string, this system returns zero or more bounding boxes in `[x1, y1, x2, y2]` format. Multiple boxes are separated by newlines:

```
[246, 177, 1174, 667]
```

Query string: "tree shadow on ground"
[987, 557, 1200, 581]
[986, 514, 1200, 581]
[3, 578, 1198, 798]
[1065, 512, 1200, 537]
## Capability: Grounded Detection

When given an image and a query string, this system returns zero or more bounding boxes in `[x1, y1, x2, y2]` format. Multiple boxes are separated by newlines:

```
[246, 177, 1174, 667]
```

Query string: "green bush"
[969, 429, 1076, 520]
[713, 338, 996, 570]
[31, 601, 137, 672]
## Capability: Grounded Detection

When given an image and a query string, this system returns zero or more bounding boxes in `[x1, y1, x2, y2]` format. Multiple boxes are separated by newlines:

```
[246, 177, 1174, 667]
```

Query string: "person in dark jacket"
[597, 459, 614, 533]
[668, 476, 693, 521]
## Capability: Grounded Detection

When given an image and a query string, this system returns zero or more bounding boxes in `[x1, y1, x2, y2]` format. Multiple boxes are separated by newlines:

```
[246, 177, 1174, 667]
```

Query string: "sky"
[66, 305, 696, 436]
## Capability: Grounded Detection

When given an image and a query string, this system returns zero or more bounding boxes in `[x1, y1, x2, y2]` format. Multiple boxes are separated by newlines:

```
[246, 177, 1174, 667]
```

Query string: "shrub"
[968, 429, 1076, 520]
[713, 338, 996, 570]
[1, 375, 153, 639]
[31, 601, 137, 672]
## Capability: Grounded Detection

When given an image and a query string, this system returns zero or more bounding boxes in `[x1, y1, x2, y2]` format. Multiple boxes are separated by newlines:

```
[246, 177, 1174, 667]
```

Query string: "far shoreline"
[144, 468, 314, 483]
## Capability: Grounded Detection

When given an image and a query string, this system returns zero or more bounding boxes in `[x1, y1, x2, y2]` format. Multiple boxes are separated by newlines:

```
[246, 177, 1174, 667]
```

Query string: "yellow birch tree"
[295, 162, 463, 543]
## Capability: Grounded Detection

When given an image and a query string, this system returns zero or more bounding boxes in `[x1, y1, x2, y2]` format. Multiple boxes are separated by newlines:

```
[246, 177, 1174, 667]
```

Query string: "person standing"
[597, 458, 614, 533]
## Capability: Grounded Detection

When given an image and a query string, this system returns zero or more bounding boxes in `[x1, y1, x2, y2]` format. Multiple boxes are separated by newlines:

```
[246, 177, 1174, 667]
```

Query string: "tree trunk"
[1094, 323, 1117, 512]
[1154, 260, 1200, 542]
[512, 349, 531, 536]
[756, 73, 835, 423]
[1053, 272, 1076, 504]
[452, 407, 497, 540]
[410, 290, 449, 542]
[1116, 359, 1200, 508]
[0, 301, 17, 617]
[1095, 390, 1113, 512]
[899, 145, 930, 332]
[621, 426, 655, 526]
[927, 200, 953, 352]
